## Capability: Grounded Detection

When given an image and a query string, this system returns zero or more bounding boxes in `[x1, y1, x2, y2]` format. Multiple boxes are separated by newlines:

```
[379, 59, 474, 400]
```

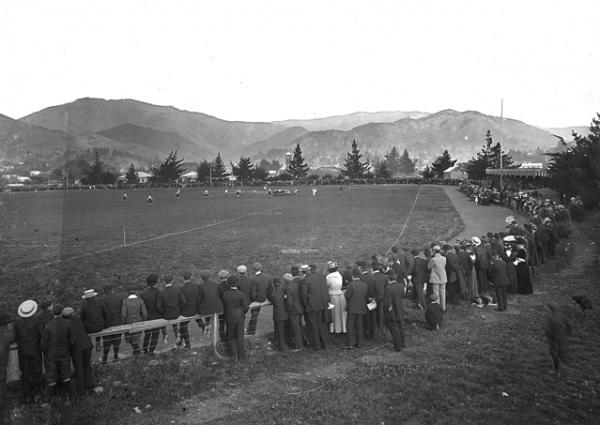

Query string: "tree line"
[50, 113, 600, 208]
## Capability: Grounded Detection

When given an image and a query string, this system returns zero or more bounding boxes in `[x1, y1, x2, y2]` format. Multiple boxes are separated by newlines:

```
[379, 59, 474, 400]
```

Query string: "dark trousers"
[71, 348, 94, 396]
[179, 320, 192, 347]
[46, 357, 71, 386]
[273, 320, 288, 350]
[102, 333, 121, 361]
[495, 286, 508, 311]
[143, 328, 160, 354]
[218, 314, 227, 341]
[227, 322, 245, 361]
[346, 313, 364, 347]
[306, 310, 327, 350]
[18, 353, 43, 403]
[413, 280, 427, 307]
[376, 302, 385, 334]
[385, 318, 405, 351]
[288, 313, 303, 348]
[246, 307, 261, 335]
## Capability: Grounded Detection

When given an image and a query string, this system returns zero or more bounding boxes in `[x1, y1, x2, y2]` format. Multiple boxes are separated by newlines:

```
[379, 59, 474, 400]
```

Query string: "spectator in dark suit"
[157, 274, 187, 345]
[284, 270, 304, 351]
[344, 268, 368, 349]
[410, 248, 428, 309]
[358, 260, 376, 339]
[444, 244, 465, 305]
[99, 283, 126, 363]
[179, 271, 199, 348]
[383, 270, 406, 351]
[0, 313, 14, 404]
[216, 270, 231, 340]
[80, 289, 109, 352]
[371, 261, 388, 336]
[300, 264, 328, 350]
[488, 251, 510, 311]
[236, 265, 253, 303]
[121, 289, 148, 357]
[13, 300, 43, 404]
[222, 275, 249, 361]
[62, 307, 94, 397]
[140, 274, 161, 356]
[247, 263, 271, 335]
[267, 277, 289, 351]
[310, 264, 330, 345]
[41, 304, 75, 398]
[197, 270, 224, 334]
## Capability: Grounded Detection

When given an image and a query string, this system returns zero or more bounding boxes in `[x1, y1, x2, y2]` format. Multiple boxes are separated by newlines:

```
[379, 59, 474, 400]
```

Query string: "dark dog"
[572, 295, 593, 319]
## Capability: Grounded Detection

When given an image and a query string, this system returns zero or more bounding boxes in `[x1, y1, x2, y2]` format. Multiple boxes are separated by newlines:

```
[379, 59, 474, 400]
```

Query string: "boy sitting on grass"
[425, 293, 444, 331]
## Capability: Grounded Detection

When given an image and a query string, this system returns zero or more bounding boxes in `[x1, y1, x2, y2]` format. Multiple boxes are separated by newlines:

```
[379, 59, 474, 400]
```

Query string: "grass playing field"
[0, 184, 462, 313]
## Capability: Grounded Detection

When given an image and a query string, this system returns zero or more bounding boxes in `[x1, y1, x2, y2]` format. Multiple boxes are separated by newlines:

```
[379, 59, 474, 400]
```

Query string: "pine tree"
[85, 149, 104, 184]
[431, 149, 457, 178]
[342, 139, 370, 179]
[232, 156, 254, 181]
[548, 113, 600, 208]
[375, 161, 391, 179]
[212, 153, 228, 179]
[384, 146, 401, 175]
[465, 130, 513, 180]
[125, 163, 139, 184]
[287, 144, 309, 178]
[151, 150, 186, 183]
[196, 160, 212, 182]
[398, 149, 416, 174]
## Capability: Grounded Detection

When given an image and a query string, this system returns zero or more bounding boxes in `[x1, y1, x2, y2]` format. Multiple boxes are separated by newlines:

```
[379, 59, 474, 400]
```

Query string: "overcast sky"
[1, 0, 599, 127]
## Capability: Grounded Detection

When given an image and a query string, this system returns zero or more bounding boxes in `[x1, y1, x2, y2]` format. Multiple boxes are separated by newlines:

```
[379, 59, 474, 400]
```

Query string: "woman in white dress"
[326, 261, 347, 334]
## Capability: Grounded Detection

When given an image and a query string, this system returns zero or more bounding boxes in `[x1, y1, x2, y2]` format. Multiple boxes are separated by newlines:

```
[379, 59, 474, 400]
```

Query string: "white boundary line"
[384, 184, 423, 255]
[0, 203, 292, 278]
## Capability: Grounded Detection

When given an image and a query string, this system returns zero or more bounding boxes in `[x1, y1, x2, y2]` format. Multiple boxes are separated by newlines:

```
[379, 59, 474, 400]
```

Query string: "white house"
[443, 165, 467, 180]
[137, 171, 152, 184]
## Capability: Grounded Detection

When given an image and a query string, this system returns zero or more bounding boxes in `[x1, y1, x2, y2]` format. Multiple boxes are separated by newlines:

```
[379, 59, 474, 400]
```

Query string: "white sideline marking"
[0, 204, 292, 277]
[384, 184, 423, 255]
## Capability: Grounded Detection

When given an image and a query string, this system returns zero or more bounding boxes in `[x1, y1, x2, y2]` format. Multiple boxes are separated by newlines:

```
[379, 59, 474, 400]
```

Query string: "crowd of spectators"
[0, 181, 580, 406]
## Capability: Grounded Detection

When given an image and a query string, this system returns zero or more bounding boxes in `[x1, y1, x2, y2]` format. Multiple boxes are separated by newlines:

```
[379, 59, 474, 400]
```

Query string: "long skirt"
[516, 263, 533, 294]
[329, 293, 347, 333]
[469, 266, 479, 300]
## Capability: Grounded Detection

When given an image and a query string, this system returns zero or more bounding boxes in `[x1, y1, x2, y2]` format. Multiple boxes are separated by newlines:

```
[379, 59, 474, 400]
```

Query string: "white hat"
[505, 216, 515, 224]
[237, 265, 247, 274]
[503, 235, 516, 242]
[283, 273, 294, 282]
[82, 289, 98, 299]
[299, 264, 310, 272]
[471, 236, 481, 246]
[327, 261, 337, 269]
[18, 300, 38, 318]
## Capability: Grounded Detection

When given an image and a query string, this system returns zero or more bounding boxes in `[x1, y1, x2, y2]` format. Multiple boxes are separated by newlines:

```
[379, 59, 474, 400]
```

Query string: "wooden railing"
[5, 300, 271, 383]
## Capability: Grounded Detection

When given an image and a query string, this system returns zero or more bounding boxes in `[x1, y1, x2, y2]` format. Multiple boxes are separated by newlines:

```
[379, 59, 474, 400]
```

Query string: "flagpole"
[500, 98, 503, 190]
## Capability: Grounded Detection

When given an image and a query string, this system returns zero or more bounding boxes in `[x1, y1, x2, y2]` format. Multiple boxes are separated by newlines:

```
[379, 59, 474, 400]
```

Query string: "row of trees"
[547, 114, 600, 208]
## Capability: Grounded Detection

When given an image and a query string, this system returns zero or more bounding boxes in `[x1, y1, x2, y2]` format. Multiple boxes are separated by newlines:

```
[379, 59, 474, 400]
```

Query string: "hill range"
[0, 97, 589, 170]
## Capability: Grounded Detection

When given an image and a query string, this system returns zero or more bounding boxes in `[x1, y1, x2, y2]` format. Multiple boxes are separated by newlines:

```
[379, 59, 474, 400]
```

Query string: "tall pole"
[500, 98, 503, 190]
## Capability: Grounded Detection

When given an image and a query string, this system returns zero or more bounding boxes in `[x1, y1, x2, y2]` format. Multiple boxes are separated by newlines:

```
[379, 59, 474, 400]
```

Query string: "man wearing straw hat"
[80, 289, 110, 352]
[13, 300, 43, 403]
